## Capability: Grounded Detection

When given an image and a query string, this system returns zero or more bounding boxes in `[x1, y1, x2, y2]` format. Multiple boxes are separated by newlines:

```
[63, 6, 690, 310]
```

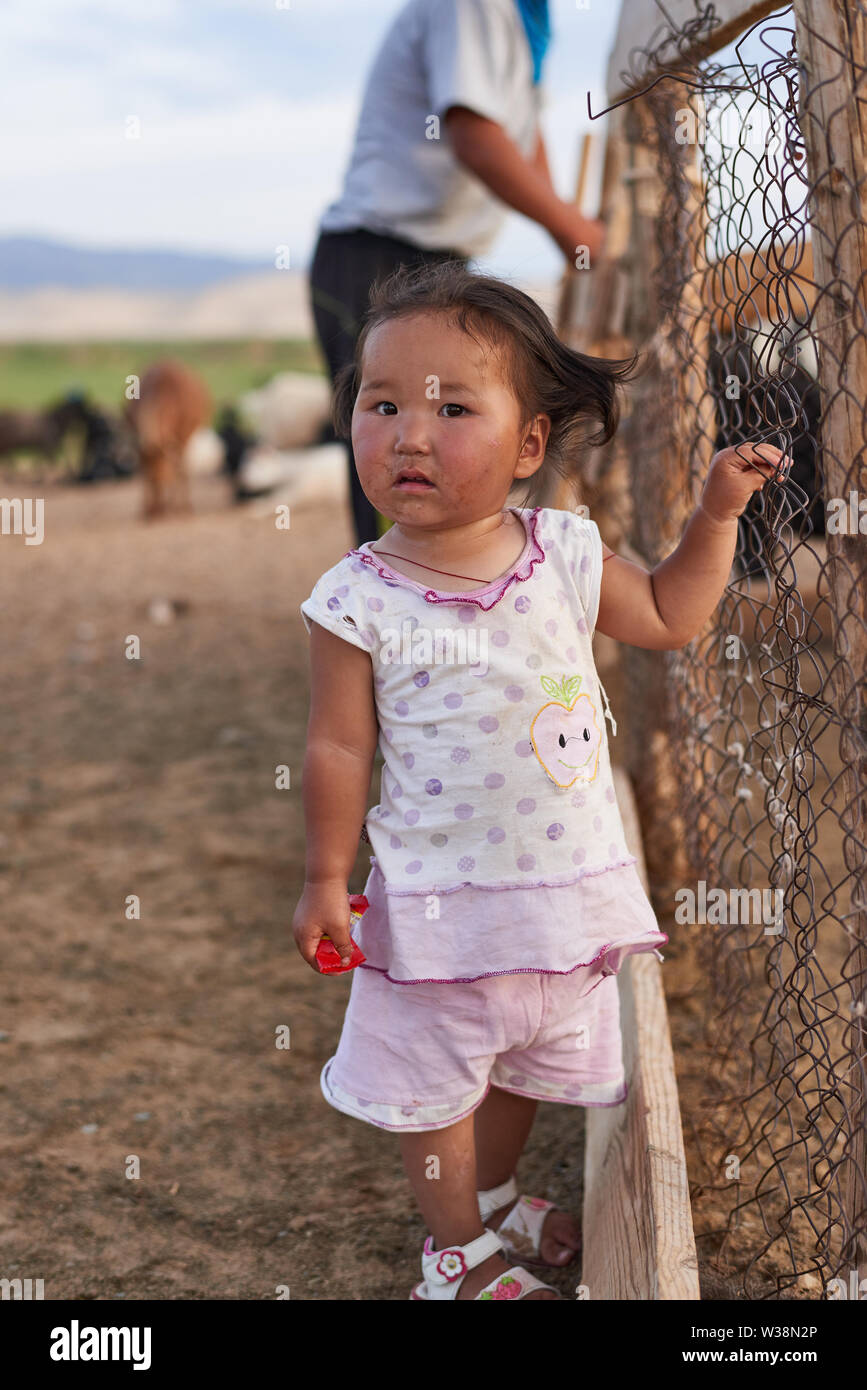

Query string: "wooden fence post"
[555, 100, 641, 547]
[616, 85, 717, 911]
[791, 0, 867, 1283]
[554, 96, 688, 908]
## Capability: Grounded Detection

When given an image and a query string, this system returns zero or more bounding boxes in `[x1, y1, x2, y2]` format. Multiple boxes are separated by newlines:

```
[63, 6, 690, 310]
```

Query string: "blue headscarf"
[514, 0, 552, 85]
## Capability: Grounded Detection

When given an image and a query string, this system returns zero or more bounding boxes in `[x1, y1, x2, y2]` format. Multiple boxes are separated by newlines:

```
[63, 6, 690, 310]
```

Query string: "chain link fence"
[564, 1, 866, 1298]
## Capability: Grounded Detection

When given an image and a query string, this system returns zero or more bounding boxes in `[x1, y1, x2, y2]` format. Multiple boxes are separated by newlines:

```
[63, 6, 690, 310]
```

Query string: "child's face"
[351, 311, 548, 528]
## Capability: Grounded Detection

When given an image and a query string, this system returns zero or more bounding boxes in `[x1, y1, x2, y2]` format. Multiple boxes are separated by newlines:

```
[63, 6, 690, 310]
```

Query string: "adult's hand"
[551, 207, 606, 266]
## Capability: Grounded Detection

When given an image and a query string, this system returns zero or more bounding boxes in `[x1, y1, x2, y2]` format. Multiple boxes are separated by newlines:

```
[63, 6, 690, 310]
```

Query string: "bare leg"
[474, 1086, 538, 1189]
[175, 457, 193, 515]
[473, 1085, 582, 1266]
[142, 463, 161, 520]
[151, 455, 172, 519]
[400, 1113, 481, 1251]
[399, 1109, 557, 1299]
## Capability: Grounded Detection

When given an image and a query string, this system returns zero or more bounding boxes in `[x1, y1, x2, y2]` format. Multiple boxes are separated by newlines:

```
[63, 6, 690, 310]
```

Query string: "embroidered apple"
[530, 674, 602, 788]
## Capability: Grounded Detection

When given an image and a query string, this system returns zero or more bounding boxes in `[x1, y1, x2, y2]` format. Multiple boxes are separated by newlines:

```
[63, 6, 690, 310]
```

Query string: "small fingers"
[754, 442, 790, 468]
[734, 442, 792, 476]
[295, 930, 324, 972]
[324, 932, 355, 967]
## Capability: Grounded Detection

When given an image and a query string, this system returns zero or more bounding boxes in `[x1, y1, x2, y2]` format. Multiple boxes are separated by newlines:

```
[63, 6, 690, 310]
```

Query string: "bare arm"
[444, 106, 602, 260]
[595, 443, 792, 650]
[596, 508, 740, 650]
[292, 621, 379, 969]
[532, 127, 555, 191]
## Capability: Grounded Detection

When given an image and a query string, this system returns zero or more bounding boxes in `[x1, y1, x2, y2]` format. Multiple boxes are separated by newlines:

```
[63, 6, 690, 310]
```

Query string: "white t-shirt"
[319, 0, 542, 258]
[300, 506, 668, 987]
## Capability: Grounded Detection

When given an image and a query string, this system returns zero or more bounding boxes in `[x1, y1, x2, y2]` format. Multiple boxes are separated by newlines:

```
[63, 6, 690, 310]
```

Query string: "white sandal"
[409, 1227, 560, 1300]
[477, 1175, 581, 1269]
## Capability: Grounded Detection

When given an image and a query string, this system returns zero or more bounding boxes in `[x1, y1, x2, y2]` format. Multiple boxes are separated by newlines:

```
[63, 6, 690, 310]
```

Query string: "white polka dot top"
[300, 506, 667, 985]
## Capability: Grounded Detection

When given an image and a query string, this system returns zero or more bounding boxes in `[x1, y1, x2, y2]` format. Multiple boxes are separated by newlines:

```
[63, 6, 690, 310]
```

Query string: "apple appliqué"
[530, 674, 602, 788]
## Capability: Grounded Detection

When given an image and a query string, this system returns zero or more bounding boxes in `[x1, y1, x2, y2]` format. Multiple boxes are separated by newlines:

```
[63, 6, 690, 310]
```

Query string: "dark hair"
[331, 259, 643, 506]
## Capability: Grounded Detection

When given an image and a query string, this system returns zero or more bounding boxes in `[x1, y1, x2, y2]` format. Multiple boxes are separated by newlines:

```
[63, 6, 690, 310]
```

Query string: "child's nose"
[391, 410, 434, 444]
[395, 427, 432, 453]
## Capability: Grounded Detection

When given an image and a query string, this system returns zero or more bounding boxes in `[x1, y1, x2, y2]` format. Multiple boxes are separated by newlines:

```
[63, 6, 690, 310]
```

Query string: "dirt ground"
[0, 469, 607, 1302]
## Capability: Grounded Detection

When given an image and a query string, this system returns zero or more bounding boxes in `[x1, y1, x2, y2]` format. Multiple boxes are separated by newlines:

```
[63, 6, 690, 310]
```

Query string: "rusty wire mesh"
[578, 3, 866, 1298]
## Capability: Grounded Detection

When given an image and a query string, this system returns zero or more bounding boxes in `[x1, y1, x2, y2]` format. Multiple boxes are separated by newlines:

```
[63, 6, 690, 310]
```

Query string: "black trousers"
[308, 227, 468, 545]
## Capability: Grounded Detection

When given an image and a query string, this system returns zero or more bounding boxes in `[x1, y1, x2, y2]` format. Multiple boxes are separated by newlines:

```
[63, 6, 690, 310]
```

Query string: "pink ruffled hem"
[353, 857, 668, 991]
[358, 935, 667, 989]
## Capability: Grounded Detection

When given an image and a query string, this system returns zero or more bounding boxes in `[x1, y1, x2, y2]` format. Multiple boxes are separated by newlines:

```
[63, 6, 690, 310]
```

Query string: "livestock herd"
[0, 334, 825, 555]
[0, 360, 336, 519]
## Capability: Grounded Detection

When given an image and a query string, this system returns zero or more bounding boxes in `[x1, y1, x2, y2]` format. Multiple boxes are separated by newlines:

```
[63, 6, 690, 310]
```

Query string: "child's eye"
[369, 401, 467, 417]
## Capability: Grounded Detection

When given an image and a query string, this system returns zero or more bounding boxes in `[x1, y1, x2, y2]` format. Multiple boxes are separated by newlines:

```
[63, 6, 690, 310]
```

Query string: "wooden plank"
[555, 133, 596, 372]
[553, 101, 634, 524]
[582, 765, 700, 1299]
[791, 0, 867, 1285]
[607, 0, 782, 103]
[575, 130, 594, 213]
[557, 89, 702, 899]
[650, 85, 722, 886]
[612, 89, 700, 905]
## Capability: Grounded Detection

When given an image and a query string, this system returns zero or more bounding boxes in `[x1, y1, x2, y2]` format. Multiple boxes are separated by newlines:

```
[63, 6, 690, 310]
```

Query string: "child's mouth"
[394, 472, 436, 492]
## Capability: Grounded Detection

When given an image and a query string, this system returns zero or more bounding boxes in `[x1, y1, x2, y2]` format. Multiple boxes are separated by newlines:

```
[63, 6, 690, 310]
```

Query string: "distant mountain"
[0, 236, 273, 291]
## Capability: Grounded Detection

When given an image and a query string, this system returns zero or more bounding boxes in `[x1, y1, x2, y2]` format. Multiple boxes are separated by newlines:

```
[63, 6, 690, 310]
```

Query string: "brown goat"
[124, 361, 212, 519]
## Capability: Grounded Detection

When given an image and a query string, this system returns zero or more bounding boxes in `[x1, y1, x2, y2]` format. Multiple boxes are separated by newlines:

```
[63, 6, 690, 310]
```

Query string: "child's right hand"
[292, 882, 356, 972]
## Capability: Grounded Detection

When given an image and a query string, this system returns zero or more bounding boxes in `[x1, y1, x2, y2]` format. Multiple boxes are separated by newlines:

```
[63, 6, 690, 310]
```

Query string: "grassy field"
[0, 339, 324, 414]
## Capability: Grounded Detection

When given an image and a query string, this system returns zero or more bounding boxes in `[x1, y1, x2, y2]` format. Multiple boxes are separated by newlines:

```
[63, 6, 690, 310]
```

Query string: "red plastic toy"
[315, 893, 368, 974]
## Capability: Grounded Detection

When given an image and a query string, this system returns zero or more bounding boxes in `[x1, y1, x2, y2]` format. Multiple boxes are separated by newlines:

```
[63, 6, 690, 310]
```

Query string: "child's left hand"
[700, 442, 793, 524]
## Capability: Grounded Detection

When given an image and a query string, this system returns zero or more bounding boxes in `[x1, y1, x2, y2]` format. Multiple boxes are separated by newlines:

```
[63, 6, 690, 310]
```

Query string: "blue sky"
[0, 0, 786, 282]
[0, 0, 622, 281]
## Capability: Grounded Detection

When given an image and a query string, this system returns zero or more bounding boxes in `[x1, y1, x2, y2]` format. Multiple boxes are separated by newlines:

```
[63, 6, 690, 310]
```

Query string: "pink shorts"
[320, 964, 628, 1132]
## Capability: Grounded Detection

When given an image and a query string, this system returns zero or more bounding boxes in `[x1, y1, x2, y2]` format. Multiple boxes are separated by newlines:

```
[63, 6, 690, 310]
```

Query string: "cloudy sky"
[1, 0, 785, 283]
[0, 0, 624, 282]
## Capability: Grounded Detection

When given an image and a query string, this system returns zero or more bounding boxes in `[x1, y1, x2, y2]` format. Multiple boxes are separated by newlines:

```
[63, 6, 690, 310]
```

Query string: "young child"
[292, 260, 790, 1301]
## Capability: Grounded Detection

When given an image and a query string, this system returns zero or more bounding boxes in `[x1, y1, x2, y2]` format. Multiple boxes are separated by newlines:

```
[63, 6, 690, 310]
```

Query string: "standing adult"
[309, 0, 604, 545]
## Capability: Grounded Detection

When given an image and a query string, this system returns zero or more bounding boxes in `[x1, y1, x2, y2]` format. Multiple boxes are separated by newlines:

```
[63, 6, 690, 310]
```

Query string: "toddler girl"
[293, 260, 789, 1301]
